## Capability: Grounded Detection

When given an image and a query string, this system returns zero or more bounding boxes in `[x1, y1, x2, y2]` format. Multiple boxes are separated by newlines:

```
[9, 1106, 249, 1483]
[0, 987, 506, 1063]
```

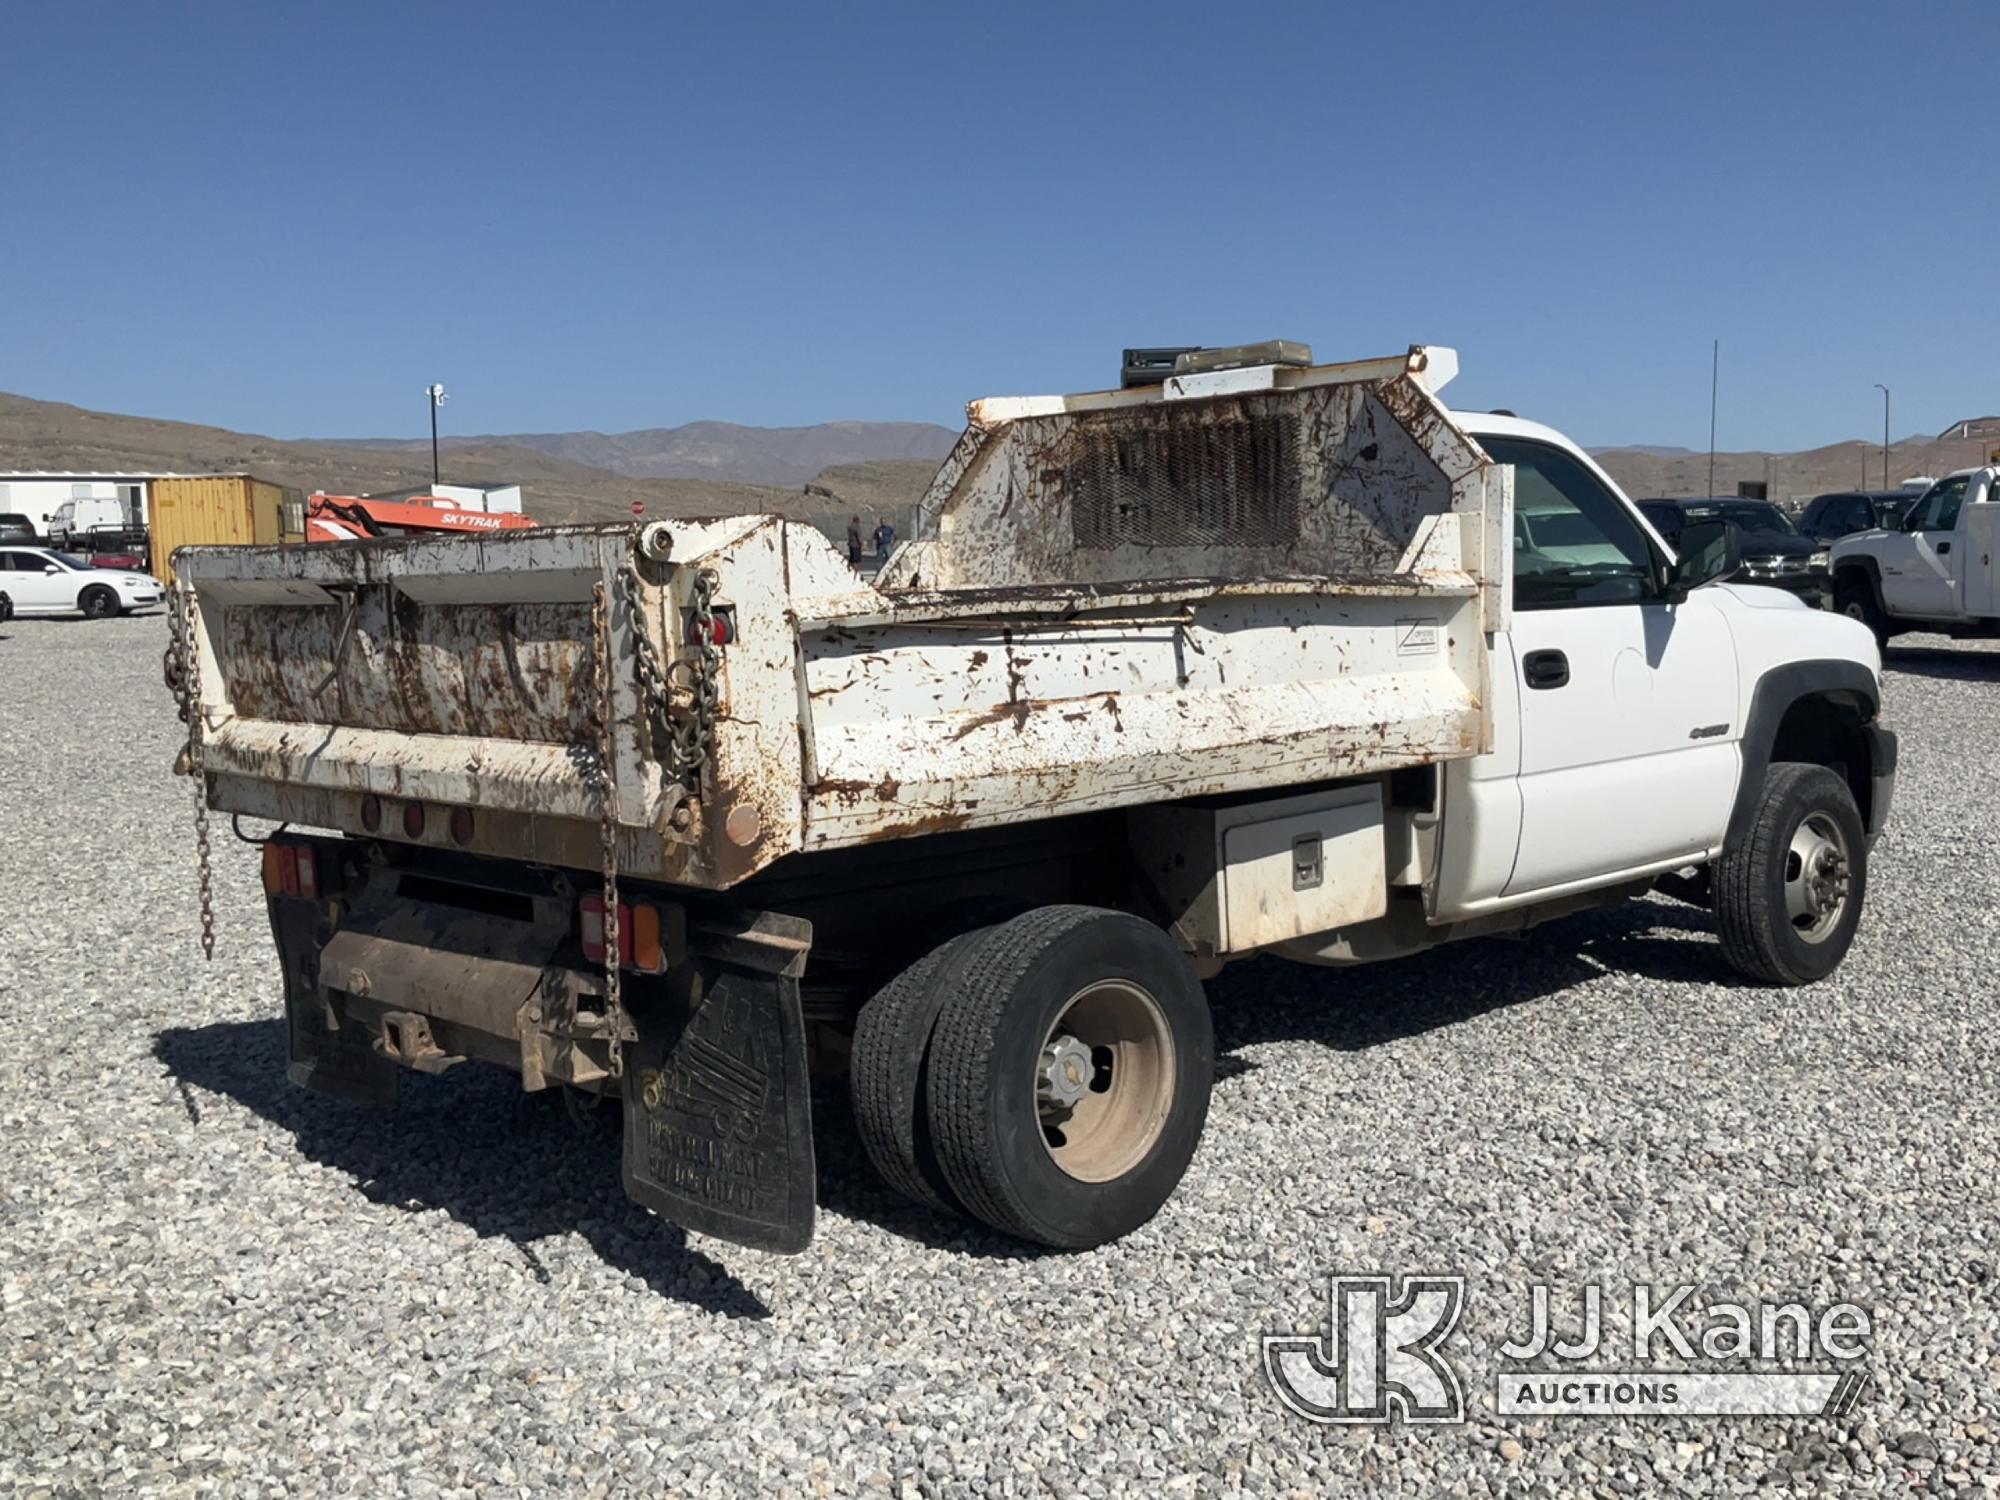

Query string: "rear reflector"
[261, 842, 288, 896]
[579, 894, 633, 966]
[360, 794, 382, 833]
[402, 802, 426, 839]
[449, 806, 475, 846]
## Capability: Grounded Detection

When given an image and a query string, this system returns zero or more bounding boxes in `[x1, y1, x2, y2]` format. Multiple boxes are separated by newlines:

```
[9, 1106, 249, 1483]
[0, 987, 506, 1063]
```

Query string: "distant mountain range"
[0, 393, 819, 524]
[322, 420, 959, 488]
[4, 391, 1993, 533]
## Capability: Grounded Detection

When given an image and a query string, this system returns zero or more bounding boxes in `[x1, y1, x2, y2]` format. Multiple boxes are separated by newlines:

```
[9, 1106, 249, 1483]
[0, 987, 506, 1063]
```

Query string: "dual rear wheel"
[851, 906, 1213, 1250]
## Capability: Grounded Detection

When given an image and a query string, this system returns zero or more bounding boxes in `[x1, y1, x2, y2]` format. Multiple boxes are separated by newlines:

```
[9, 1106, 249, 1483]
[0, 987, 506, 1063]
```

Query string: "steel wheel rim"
[1783, 811, 1851, 942]
[1034, 980, 1175, 1183]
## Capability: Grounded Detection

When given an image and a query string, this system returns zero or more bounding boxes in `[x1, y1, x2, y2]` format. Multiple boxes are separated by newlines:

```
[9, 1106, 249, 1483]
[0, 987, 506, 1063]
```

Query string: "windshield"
[1679, 502, 1796, 538]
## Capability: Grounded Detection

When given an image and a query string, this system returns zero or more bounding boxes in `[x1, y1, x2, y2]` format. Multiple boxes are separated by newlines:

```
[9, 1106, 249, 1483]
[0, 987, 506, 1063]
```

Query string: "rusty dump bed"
[174, 347, 1511, 890]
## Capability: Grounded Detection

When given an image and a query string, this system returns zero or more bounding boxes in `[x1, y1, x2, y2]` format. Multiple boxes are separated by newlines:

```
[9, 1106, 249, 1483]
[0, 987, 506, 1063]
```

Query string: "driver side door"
[1882, 475, 1969, 619]
[0, 551, 69, 611]
[1483, 437, 1740, 898]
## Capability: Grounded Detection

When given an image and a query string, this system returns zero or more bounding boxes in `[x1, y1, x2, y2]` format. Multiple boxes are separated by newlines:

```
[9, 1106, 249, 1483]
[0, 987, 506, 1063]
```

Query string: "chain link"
[168, 583, 216, 961]
[621, 560, 722, 784]
[685, 566, 723, 772]
[590, 579, 624, 1076]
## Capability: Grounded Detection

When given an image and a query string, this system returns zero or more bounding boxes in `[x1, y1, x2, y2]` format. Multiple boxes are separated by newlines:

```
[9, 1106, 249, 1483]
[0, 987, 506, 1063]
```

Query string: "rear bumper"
[267, 838, 819, 1252]
[1863, 723, 1897, 841]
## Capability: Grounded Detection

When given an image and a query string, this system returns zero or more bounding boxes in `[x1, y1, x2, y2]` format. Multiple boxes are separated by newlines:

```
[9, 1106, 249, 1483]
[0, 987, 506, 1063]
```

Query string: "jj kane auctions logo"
[1264, 1276, 1871, 1423]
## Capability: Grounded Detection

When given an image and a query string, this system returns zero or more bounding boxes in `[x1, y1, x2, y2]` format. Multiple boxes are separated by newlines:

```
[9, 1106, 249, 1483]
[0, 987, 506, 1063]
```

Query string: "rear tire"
[850, 931, 984, 1214]
[80, 585, 119, 620]
[1713, 763, 1867, 985]
[923, 906, 1213, 1250]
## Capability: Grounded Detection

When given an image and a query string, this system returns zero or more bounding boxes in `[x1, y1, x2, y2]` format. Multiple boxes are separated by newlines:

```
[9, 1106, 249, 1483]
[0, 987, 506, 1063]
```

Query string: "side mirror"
[42, 563, 61, 575]
[1663, 520, 1740, 602]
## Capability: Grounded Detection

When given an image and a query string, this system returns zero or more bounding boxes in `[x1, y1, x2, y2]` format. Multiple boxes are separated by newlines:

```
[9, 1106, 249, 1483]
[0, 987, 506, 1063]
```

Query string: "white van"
[49, 497, 130, 546]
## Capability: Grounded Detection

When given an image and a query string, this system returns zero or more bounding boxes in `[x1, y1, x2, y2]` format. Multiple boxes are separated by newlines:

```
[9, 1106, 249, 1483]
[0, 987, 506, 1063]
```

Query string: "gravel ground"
[2, 612, 1996, 1498]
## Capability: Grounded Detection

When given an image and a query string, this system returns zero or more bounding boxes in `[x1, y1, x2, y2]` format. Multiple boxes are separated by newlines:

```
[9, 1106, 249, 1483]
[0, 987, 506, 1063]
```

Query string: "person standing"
[873, 516, 896, 560]
[846, 514, 863, 569]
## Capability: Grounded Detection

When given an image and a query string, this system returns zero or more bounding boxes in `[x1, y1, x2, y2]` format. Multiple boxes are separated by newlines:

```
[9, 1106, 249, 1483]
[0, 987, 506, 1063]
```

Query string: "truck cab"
[1832, 466, 2000, 639]
[1430, 413, 1890, 920]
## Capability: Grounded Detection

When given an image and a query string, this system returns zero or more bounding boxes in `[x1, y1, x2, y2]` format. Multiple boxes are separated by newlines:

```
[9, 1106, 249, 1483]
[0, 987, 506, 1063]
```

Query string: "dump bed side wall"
[796, 585, 1487, 851]
[179, 362, 1508, 891]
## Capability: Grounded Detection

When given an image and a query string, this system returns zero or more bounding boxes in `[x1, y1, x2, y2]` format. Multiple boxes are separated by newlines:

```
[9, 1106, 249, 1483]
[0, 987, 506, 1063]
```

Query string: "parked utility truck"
[1833, 465, 2000, 644]
[168, 343, 1896, 1254]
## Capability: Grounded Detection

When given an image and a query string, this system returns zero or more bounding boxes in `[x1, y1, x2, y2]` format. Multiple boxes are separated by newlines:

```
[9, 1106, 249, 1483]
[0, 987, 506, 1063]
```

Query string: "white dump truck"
[168, 343, 1896, 1253]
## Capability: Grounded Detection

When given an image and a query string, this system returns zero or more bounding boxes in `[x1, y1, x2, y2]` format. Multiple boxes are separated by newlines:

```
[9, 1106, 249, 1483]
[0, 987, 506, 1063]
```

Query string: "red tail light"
[360, 794, 383, 833]
[449, 807, 475, 846]
[261, 841, 323, 900]
[688, 608, 734, 648]
[579, 894, 668, 972]
[401, 802, 426, 839]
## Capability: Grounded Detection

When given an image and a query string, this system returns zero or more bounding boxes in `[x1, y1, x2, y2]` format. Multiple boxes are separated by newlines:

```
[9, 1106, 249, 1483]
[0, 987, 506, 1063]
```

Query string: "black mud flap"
[621, 910, 816, 1253]
[269, 898, 399, 1110]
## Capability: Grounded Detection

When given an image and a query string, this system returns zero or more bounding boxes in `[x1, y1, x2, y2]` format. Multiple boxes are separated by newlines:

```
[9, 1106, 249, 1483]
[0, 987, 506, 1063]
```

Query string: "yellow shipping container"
[150, 475, 304, 583]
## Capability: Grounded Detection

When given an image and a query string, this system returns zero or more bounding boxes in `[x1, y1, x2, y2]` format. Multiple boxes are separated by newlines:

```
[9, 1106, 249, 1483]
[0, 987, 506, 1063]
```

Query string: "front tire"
[79, 585, 120, 620]
[923, 906, 1213, 1250]
[1834, 573, 1893, 648]
[1713, 763, 1867, 985]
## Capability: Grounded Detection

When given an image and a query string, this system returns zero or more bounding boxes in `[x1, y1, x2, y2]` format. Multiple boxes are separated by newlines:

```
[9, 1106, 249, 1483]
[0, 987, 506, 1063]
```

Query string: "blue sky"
[3, 1, 1994, 451]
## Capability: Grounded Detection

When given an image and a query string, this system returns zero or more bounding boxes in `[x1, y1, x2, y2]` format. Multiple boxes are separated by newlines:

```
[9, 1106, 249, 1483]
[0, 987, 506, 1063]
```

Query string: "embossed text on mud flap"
[620, 937, 815, 1253]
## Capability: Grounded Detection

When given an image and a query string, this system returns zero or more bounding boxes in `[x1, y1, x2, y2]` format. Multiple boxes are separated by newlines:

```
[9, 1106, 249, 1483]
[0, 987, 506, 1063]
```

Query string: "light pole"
[1873, 384, 1889, 490]
[1707, 339, 1719, 498]
[426, 383, 449, 489]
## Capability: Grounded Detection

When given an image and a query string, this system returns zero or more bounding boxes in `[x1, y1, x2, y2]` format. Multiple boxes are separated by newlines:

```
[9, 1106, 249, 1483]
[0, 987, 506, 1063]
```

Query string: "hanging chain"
[621, 560, 723, 785]
[622, 562, 679, 771]
[590, 578, 624, 1076]
[593, 544, 727, 1073]
[168, 583, 216, 961]
[684, 566, 723, 774]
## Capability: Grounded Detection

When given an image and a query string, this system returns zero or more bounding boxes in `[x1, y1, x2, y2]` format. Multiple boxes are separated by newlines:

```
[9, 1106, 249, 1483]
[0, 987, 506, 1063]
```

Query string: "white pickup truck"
[168, 343, 1896, 1254]
[1832, 465, 2000, 643]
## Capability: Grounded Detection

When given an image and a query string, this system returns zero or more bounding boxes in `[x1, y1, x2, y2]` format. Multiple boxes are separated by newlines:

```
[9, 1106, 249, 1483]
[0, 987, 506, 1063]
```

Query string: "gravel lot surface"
[2, 612, 1996, 1497]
